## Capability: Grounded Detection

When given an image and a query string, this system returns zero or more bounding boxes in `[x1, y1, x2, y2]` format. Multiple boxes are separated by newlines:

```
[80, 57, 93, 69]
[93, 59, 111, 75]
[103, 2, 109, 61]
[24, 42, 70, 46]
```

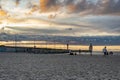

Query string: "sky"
[0, 0, 120, 36]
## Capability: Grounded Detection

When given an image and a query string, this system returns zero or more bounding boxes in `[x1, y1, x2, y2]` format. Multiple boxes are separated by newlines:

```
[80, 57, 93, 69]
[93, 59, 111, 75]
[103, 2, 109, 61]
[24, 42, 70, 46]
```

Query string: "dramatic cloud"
[0, 0, 120, 37]
[0, 0, 120, 15]
[0, 15, 119, 36]
[16, 0, 20, 6]
[40, 0, 60, 12]
[64, 0, 120, 15]
[94, 0, 120, 15]
[39, 0, 120, 15]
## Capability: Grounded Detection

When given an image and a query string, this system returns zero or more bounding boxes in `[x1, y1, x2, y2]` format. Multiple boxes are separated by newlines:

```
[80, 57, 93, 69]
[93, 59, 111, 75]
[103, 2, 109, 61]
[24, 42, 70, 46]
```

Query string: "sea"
[0, 41, 120, 52]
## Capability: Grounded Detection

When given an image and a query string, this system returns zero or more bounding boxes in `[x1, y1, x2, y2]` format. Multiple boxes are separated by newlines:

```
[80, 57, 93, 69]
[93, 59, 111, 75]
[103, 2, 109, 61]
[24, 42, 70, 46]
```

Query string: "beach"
[0, 53, 120, 80]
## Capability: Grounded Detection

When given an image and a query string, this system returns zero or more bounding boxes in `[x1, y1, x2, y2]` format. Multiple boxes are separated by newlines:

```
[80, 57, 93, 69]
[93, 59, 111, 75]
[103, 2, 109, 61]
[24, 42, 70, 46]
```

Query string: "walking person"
[103, 46, 108, 56]
[89, 43, 93, 56]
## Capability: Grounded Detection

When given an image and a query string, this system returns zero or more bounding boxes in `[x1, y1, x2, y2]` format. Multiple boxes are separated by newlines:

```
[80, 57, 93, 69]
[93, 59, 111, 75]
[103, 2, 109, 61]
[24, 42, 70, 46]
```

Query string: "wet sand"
[0, 53, 120, 80]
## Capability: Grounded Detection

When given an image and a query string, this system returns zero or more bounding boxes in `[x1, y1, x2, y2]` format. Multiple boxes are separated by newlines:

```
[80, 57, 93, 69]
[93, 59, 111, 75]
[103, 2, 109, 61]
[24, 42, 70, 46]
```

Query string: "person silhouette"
[89, 43, 93, 56]
[103, 46, 108, 56]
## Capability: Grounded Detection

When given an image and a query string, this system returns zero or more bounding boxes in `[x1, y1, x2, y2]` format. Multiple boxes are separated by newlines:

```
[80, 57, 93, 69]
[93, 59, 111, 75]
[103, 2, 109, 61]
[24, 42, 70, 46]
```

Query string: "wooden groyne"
[0, 45, 69, 54]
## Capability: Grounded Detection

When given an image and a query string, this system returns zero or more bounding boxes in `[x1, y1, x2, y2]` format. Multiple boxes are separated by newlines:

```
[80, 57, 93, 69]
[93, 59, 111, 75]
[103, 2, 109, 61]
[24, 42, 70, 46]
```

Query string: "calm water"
[0, 41, 120, 51]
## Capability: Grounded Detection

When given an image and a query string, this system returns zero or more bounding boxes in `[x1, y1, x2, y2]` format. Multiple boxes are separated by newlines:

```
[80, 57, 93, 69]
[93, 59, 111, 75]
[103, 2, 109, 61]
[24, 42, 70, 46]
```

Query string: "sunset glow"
[0, 0, 120, 50]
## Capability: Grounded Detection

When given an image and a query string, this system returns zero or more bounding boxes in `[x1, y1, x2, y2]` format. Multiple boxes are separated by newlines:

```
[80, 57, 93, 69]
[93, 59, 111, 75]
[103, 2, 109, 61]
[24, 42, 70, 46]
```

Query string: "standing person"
[89, 43, 93, 56]
[67, 43, 69, 50]
[103, 46, 108, 56]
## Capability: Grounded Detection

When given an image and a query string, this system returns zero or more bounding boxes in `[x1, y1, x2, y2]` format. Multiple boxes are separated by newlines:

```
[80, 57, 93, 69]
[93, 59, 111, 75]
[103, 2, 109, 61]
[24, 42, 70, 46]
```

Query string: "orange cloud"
[0, 21, 2, 24]
[40, 0, 48, 12]
[40, 0, 60, 12]
[67, 4, 77, 13]
[0, 9, 7, 16]
[16, 0, 20, 6]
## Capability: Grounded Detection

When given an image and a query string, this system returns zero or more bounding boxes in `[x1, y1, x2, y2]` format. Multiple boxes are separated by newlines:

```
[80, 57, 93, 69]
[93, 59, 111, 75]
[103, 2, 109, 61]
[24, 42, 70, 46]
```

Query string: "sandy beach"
[0, 53, 120, 80]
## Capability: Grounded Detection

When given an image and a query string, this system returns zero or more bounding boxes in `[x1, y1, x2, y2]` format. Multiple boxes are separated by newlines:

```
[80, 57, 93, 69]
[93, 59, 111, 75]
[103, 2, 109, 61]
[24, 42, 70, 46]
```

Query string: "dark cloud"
[16, 0, 21, 6]
[64, 0, 74, 5]
[94, 0, 120, 15]
[67, 0, 90, 13]
[65, 0, 120, 15]
[39, 0, 120, 15]
[0, 0, 120, 15]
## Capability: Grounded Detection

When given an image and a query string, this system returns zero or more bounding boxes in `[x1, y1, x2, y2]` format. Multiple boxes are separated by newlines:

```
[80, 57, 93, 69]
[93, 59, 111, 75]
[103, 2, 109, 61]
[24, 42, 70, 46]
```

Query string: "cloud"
[0, 0, 120, 16]
[16, 0, 20, 6]
[93, 0, 120, 15]
[1, 15, 119, 36]
[0, 9, 7, 16]
[0, 0, 120, 36]
[66, 0, 90, 13]
[39, 0, 120, 16]
[0, 5, 7, 17]
[64, 0, 120, 15]
[40, 0, 60, 12]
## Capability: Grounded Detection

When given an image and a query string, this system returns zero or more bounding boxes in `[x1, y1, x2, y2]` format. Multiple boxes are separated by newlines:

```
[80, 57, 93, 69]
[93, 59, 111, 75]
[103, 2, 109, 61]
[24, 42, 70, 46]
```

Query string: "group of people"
[103, 46, 114, 55]
[89, 43, 113, 56]
[69, 43, 113, 56]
